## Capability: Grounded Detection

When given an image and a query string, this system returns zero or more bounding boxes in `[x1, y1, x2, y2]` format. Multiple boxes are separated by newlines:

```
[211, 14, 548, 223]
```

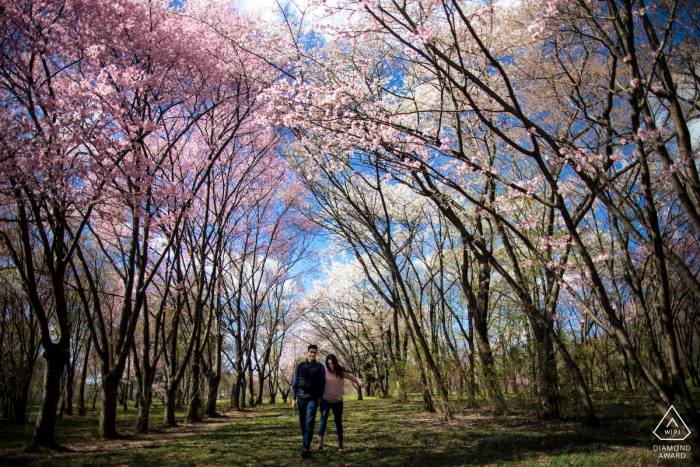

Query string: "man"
[291, 344, 325, 458]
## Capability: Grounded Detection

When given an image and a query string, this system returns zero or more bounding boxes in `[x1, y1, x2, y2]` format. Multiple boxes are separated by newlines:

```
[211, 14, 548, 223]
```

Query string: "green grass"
[0, 394, 695, 466]
[0, 400, 190, 452]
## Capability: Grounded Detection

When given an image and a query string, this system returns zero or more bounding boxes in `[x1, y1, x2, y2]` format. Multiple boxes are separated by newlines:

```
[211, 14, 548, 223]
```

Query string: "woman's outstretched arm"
[342, 372, 364, 388]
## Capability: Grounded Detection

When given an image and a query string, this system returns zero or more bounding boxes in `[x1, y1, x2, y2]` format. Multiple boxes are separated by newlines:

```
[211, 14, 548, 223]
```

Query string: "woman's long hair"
[325, 354, 347, 379]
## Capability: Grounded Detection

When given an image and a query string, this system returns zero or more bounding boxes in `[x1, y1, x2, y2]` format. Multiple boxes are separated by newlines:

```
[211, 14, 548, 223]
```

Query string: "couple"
[291, 344, 363, 458]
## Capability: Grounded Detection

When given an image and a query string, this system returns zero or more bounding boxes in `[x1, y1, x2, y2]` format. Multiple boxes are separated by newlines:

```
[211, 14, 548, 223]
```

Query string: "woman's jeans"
[318, 399, 344, 440]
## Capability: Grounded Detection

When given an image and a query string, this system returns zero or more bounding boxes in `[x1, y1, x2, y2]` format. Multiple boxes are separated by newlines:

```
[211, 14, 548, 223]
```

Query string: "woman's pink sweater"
[322, 366, 361, 403]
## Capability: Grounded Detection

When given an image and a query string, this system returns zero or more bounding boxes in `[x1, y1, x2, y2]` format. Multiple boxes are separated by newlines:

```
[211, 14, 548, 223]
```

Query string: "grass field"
[0, 392, 696, 466]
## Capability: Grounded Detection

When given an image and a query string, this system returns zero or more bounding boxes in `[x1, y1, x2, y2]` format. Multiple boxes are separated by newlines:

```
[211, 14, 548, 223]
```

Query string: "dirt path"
[1, 410, 254, 461]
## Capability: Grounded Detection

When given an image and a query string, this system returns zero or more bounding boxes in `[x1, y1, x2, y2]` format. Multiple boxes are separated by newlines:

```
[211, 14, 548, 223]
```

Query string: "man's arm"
[291, 364, 299, 401]
[319, 364, 326, 401]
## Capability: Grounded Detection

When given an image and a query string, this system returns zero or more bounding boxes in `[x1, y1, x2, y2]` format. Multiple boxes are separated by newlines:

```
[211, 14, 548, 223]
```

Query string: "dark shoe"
[301, 449, 310, 458]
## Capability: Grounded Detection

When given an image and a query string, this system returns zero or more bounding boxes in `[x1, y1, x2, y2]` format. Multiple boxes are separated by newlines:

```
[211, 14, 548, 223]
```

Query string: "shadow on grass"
[9, 410, 654, 467]
[3, 394, 694, 466]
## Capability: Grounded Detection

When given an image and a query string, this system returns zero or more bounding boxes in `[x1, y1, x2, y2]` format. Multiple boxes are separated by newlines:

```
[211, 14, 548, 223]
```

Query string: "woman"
[317, 354, 363, 451]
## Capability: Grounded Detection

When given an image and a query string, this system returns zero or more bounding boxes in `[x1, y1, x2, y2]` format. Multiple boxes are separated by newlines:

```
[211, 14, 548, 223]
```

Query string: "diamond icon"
[653, 406, 691, 441]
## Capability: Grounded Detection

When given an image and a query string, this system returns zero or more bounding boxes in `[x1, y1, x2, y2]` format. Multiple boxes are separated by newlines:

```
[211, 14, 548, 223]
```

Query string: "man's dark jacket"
[291, 360, 325, 401]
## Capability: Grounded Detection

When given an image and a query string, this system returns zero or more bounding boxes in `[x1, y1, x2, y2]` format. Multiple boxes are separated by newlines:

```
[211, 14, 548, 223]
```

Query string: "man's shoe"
[301, 449, 310, 458]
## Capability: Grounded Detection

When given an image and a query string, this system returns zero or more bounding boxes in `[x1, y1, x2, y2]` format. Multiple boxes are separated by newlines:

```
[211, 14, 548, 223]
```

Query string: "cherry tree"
[0, 0, 295, 445]
[263, 0, 699, 433]
[0, 0, 118, 449]
[220, 161, 315, 411]
[307, 258, 393, 399]
[0, 269, 41, 424]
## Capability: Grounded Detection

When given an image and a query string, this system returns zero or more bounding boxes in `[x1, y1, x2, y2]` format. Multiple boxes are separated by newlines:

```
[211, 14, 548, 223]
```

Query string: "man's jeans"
[297, 398, 318, 451]
[318, 399, 344, 441]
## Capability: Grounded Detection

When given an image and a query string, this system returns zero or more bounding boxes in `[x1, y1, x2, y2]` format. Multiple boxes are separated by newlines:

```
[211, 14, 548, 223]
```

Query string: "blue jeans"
[318, 399, 344, 441]
[297, 398, 318, 451]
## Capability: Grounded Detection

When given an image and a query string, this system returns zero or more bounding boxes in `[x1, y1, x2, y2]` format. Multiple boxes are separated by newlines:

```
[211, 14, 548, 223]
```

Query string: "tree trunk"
[529, 315, 559, 420]
[58, 394, 65, 420]
[205, 373, 221, 417]
[181, 374, 190, 410]
[78, 337, 90, 416]
[205, 333, 223, 417]
[267, 370, 277, 404]
[466, 313, 477, 409]
[16, 376, 32, 424]
[373, 361, 388, 398]
[539, 333, 559, 420]
[121, 356, 130, 412]
[2, 392, 9, 420]
[240, 376, 246, 409]
[400, 315, 435, 413]
[256, 371, 265, 406]
[549, 326, 597, 425]
[135, 392, 152, 433]
[230, 372, 242, 410]
[26, 348, 68, 451]
[65, 365, 75, 416]
[99, 374, 120, 439]
[468, 256, 507, 415]
[280, 386, 289, 403]
[185, 355, 202, 423]
[418, 370, 433, 412]
[91, 384, 99, 412]
[163, 384, 178, 427]
[247, 370, 255, 407]
[385, 328, 407, 403]
[132, 343, 154, 433]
